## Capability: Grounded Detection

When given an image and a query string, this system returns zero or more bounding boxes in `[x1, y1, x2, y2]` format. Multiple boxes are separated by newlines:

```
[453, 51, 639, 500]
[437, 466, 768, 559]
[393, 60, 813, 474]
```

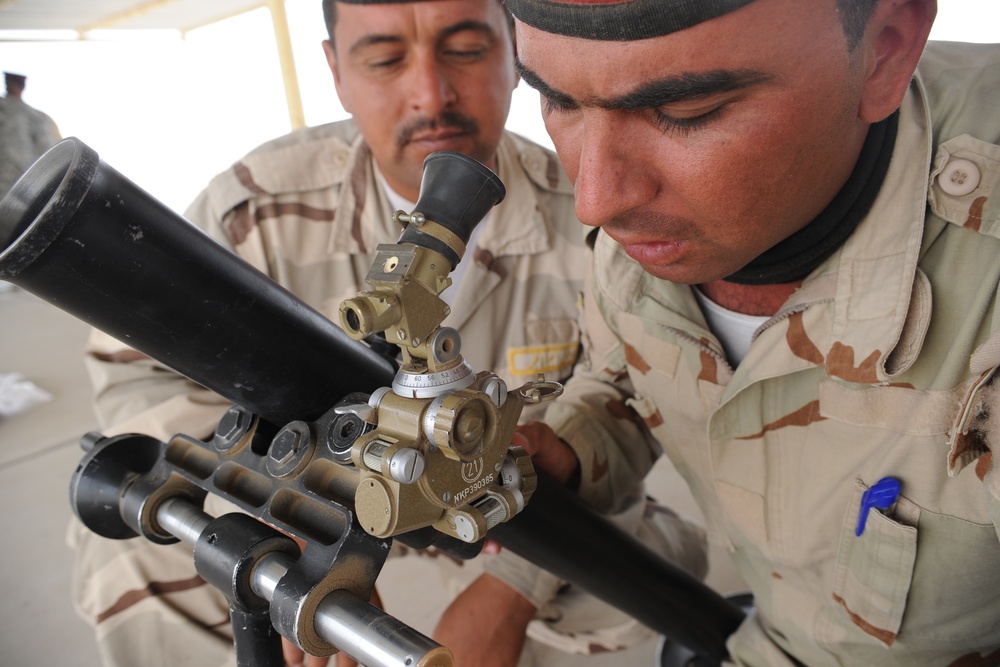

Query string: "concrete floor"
[0, 284, 103, 666]
[0, 284, 745, 667]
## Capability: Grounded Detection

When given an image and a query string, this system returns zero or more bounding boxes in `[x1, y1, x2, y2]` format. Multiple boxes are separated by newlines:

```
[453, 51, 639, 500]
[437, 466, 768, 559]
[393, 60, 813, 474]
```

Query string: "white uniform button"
[938, 158, 981, 197]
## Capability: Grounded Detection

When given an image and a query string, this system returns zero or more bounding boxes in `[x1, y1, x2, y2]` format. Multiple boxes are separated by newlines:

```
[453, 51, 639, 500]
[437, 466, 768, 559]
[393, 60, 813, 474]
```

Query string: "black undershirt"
[724, 110, 899, 286]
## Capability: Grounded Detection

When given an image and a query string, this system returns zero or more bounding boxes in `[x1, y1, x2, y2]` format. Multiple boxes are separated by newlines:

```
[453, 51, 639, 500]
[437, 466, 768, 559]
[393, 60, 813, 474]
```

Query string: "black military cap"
[505, 0, 758, 41]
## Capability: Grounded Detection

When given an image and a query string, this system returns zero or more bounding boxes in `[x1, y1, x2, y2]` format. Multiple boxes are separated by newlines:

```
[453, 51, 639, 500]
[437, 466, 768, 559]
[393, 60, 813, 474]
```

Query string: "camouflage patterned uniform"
[70, 120, 707, 666]
[546, 42, 1000, 666]
[0, 94, 60, 199]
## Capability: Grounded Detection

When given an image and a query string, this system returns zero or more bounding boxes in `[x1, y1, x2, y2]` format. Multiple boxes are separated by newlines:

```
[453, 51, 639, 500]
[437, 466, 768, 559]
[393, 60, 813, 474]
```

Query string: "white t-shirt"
[693, 287, 769, 366]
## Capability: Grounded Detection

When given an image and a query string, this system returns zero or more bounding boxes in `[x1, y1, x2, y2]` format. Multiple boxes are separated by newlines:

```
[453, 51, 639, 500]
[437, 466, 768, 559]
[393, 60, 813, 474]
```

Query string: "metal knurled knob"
[426, 392, 491, 461]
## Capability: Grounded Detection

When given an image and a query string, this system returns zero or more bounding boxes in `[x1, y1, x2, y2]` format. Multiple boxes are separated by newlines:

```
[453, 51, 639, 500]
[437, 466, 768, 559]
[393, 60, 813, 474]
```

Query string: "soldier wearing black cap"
[481, 0, 1000, 665]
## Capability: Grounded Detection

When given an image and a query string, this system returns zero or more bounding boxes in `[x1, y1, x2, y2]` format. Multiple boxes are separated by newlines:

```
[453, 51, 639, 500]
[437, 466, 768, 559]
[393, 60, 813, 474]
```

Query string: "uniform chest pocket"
[833, 479, 1000, 647]
[833, 479, 918, 648]
[898, 504, 1000, 642]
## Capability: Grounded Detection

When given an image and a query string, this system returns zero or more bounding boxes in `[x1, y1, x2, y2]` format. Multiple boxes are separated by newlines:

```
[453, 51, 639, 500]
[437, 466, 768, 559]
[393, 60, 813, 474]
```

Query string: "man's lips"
[608, 232, 687, 266]
[623, 241, 684, 265]
[601, 220, 692, 267]
[407, 129, 468, 146]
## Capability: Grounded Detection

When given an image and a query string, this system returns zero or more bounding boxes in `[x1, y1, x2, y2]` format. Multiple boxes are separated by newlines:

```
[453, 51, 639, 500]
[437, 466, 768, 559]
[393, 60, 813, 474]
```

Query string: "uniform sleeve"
[486, 250, 668, 607]
[543, 267, 662, 514]
[497, 253, 707, 619]
[483, 548, 565, 610]
[39, 113, 60, 151]
[947, 319, 1000, 544]
[83, 187, 238, 441]
[484, 484, 710, 610]
[484, 258, 670, 604]
[984, 457, 1000, 542]
[183, 187, 239, 252]
[959, 372, 1000, 541]
[962, 377, 1000, 543]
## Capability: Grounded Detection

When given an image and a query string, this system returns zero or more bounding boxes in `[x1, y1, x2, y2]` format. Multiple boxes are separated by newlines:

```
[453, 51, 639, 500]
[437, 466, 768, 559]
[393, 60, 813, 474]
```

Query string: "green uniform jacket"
[546, 42, 1000, 666]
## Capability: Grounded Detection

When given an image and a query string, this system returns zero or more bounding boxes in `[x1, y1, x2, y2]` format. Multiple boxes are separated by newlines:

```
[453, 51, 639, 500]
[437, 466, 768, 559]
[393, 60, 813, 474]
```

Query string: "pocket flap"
[832, 479, 918, 647]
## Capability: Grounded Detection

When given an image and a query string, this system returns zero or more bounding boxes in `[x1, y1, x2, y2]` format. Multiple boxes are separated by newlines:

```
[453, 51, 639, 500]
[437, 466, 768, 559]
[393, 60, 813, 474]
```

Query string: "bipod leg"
[191, 512, 302, 667]
[231, 603, 285, 667]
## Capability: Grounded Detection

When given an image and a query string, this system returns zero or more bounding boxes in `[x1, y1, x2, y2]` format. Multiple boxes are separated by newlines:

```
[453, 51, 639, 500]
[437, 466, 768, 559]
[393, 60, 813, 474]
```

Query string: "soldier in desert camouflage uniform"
[70, 1, 708, 667]
[441, 0, 1000, 665]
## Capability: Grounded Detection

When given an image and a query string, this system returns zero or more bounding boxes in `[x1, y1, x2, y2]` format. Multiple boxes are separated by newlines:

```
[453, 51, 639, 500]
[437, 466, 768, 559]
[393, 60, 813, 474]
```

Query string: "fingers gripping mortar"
[338, 151, 561, 543]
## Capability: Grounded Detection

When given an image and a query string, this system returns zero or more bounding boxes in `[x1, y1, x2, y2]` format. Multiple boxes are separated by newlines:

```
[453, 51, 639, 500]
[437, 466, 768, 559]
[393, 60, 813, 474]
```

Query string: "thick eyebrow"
[348, 20, 498, 57]
[348, 34, 402, 57]
[515, 59, 577, 108]
[437, 20, 499, 46]
[515, 58, 771, 110]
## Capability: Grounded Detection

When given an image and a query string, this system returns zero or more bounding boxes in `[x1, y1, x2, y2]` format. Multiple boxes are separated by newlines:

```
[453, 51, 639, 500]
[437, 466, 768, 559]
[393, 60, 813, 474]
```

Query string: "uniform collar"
[613, 74, 936, 389]
[329, 133, 404, 254]
[335, 131, 555, 259]
[780, 71, 934, 384]
[470, 133, 553, 258]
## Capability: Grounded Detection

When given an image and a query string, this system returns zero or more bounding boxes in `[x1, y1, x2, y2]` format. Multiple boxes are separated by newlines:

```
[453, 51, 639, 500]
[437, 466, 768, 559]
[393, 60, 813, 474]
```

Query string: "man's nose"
[408, 57, 458, 116]
[572, 113, 658, 228]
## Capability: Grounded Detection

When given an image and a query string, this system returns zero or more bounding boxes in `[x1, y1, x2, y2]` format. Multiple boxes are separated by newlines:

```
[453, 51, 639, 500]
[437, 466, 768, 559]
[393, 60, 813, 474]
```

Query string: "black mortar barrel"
[0, 138, 396, 426]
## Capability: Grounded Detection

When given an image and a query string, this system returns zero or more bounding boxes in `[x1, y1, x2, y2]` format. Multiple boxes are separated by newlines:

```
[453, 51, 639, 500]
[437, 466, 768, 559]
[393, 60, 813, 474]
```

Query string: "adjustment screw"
[388, 448, 426, 484]
[270, 423, 308, 465]
[213, 407, 249, 450]
[482, 377, 508, 407]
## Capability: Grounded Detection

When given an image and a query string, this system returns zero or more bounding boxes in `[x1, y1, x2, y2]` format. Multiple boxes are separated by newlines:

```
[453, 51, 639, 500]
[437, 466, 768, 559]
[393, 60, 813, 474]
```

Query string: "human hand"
[433, 573, 535, 667]
[280, 638, 331, 667]
[512, 421, 580, 488]
[480, 422, 581, 556]
[280, 587, 384, 667]
[279, 642, 360, 667]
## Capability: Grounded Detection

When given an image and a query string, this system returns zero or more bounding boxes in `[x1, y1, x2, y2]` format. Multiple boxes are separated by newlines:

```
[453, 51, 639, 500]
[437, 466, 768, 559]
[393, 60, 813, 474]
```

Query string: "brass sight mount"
[338, 152, 561, 543]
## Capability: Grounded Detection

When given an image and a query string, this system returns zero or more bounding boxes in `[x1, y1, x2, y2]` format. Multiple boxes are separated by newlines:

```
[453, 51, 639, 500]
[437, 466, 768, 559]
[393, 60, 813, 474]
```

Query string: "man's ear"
[858, 0, 937, 122]
[323, 39, 352, 113]
[509, 18, 521, 89]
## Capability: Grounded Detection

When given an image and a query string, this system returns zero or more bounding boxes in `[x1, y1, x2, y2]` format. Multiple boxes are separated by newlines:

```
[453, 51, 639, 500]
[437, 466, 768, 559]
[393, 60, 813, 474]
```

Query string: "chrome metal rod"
[314, 590, 453, 667]
[157, 498, 213, 547]
[253, 551, 296, 600]
[154, 497, 452, 667]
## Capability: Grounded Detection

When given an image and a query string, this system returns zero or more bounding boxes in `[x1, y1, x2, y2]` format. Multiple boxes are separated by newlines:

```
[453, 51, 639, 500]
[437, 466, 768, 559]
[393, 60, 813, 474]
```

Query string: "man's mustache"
[397, 112, 479, 148]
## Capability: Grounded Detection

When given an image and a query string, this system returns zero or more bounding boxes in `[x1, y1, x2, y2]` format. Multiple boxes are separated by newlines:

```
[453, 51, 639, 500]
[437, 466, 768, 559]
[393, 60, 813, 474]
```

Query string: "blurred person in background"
[0, 71, 60, 200]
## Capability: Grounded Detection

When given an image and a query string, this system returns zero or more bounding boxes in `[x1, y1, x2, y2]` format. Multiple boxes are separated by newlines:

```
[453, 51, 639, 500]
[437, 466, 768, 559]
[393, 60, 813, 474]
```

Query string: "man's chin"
[633, 259, 734, 286]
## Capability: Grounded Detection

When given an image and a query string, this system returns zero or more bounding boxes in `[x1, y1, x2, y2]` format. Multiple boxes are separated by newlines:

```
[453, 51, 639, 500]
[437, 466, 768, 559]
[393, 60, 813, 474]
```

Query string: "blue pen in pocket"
[855, 477, 901, 537]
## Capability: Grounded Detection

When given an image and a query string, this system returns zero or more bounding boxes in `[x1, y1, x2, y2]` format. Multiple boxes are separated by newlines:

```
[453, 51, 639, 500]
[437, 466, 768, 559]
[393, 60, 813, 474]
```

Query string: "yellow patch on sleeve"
[508, 342, 579, 378]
